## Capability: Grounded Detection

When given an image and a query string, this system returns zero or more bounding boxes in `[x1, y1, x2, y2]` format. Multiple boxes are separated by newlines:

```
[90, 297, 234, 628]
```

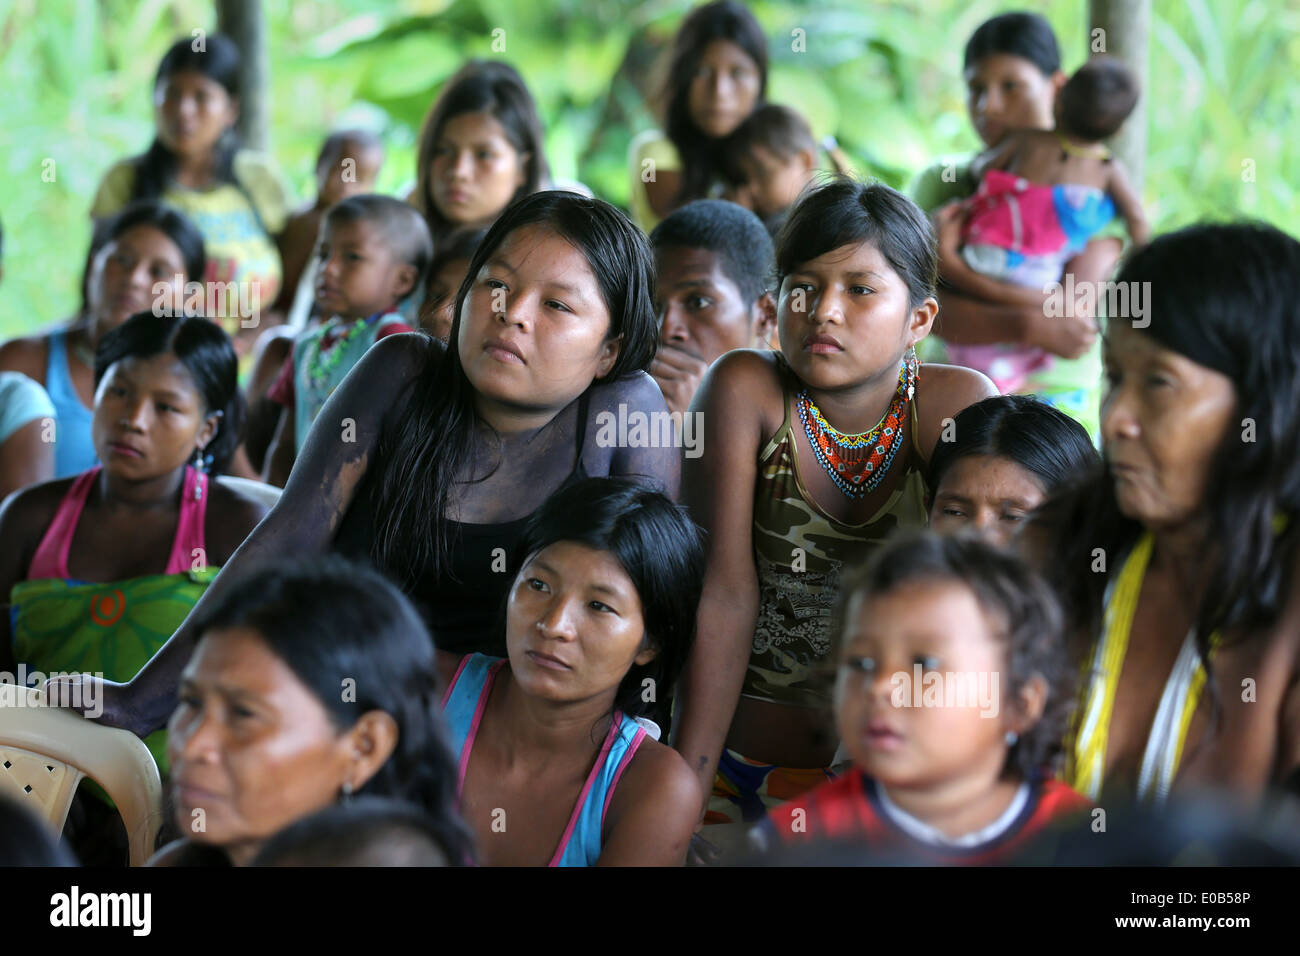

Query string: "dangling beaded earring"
[191, 447, 206, 502]
[905, 345, 919, 401]
[340, 780, 354, 804]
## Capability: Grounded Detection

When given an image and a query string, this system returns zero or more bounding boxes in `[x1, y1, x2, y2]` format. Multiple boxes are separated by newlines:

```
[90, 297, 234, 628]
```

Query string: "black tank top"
[334, 391, 592, 656]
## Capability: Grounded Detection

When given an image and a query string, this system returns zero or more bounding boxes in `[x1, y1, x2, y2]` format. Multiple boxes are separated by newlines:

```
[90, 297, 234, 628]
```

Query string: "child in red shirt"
[757, 530, 1090, 864]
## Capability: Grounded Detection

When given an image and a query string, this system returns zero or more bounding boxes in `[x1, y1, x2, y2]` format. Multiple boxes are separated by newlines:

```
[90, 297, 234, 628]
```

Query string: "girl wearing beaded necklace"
[672, 179, 995, 860]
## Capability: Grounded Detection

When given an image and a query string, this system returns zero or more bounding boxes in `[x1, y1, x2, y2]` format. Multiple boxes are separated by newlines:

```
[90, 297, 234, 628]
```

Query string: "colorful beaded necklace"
[796, 356, 916, 499]
[305, 314, 377, 392]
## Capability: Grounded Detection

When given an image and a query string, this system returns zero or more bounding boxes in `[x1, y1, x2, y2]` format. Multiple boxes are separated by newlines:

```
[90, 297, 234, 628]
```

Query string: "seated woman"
[437, 477, 702, 866]
[63, 191, 675, 742]
[411, 60, 549, 248]
[91, 33, 290, 356]
[1037, 223, 1300, 803]
[0, 202, 205, 478]
[927, 394, 1099, 548]
[628, 0, 767, 231]
[909, 11, 1124, 439]
[0, 313, 266, 785]
[153, 557, 473, 866]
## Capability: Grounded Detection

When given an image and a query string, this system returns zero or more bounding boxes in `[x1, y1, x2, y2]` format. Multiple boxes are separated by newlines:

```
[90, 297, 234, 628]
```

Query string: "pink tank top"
[26, 465, 209, 580]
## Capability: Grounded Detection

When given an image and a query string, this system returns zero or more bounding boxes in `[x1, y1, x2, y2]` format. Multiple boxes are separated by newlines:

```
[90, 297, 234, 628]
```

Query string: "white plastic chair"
[0, 683, 164, 865]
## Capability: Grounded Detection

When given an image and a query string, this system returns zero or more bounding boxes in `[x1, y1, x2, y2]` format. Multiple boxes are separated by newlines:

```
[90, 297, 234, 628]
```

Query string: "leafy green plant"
[1, 0, 1295, 338]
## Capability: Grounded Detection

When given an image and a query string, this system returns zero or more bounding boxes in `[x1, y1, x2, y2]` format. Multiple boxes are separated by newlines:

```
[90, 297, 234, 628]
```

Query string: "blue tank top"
[441, 653, 646, 867]
[45, 331, 98, 477]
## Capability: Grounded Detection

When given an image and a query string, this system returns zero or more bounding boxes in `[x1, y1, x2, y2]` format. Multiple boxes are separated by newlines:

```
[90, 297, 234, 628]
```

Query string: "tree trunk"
[1088, 0, 1150, 192]
[216, 0, 269, 153]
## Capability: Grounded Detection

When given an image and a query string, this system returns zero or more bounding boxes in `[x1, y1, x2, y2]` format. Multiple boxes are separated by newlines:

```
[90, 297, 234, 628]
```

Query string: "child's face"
[313, 218, 416, 320]
[92, 352, 218, 481]
[964, 54, 1060, 148]
[688, 39, 762, 138]
[429, 111, 527, 227]
[834, 579, 1019, 789]
[929, 454, 1049, 548]
[777, 240, 934, 392]
[417, 256, 471, 342]
[154, 70, 238, 159]
[654, 246, 760, 365]
[737, 147, 814, 219]
[316, 144, 384, 207]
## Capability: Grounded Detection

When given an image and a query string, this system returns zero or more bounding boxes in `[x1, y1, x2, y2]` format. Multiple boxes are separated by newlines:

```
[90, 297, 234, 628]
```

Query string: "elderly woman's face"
[1101, 323, 1237, 529]
[167, 628, 383, 865]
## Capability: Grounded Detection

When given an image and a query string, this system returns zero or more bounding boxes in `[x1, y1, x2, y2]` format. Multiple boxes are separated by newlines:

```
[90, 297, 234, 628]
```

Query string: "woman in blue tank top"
[0, 202, 205, 478]
[438, 477, 704, 866]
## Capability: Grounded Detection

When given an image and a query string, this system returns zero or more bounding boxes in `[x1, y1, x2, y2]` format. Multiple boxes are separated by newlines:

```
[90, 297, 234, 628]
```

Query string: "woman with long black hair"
[1035, 223, 1300, 803]
[61, 190, 676, 742]
[629, 1, 768, 230]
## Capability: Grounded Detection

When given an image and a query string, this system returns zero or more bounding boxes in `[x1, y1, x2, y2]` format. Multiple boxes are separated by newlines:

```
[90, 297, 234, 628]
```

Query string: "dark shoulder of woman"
[590, 369, 660, 407]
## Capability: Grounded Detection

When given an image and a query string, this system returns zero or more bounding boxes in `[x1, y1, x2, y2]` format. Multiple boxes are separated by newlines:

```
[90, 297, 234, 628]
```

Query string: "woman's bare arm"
[670, 351, 769, 813]
[67, 334, 438, 735]
[596, 742, 701, 866]
[0, 420, 55, 502]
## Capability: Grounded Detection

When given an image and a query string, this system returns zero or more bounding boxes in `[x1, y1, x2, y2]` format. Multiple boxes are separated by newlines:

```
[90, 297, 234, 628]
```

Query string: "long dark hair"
[130, 34, 242, 204]
[662, 1, 768, 206]
[94, 312, 243, 475]
[1038, 222, 1300, 699]
[186, 556, 476, 865]
[369, 190, 658, 592]
[413, 60, 549, 241]
[509, 477, 704, 720]
[926, 394, 1099, 498]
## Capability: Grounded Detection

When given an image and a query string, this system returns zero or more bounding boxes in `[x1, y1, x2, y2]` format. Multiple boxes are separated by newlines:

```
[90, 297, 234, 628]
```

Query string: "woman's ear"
[344, 710, 400, 791]
[196, 410, 221, 456]
[907, 296, 939, 346]
[632, 633, 660, 668]
[595, 334, 623, 379]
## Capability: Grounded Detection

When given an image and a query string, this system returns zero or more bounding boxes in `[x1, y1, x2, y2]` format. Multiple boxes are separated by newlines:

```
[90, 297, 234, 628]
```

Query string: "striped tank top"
[441, 653, 647, 867]
[743, 357, 930, 707]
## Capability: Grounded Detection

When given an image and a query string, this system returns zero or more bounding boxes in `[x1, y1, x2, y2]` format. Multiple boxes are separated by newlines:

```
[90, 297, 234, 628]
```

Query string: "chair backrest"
[215, 475, 283, 510]
[0, 684, 164, 865]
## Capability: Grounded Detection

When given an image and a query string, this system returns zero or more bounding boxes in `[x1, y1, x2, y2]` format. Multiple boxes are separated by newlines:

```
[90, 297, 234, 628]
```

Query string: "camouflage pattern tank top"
[745, 358, 929, 708]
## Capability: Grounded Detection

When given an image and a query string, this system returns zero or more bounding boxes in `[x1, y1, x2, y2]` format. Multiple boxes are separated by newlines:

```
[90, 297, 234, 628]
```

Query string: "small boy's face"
[317, 144, 384, 207]
[314, 218, 415, 320]
[417, 256, 471, 342]
[834, 579, 1017, 790]
[737, 147, 814, 219]
[654, 246, 760, 366]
